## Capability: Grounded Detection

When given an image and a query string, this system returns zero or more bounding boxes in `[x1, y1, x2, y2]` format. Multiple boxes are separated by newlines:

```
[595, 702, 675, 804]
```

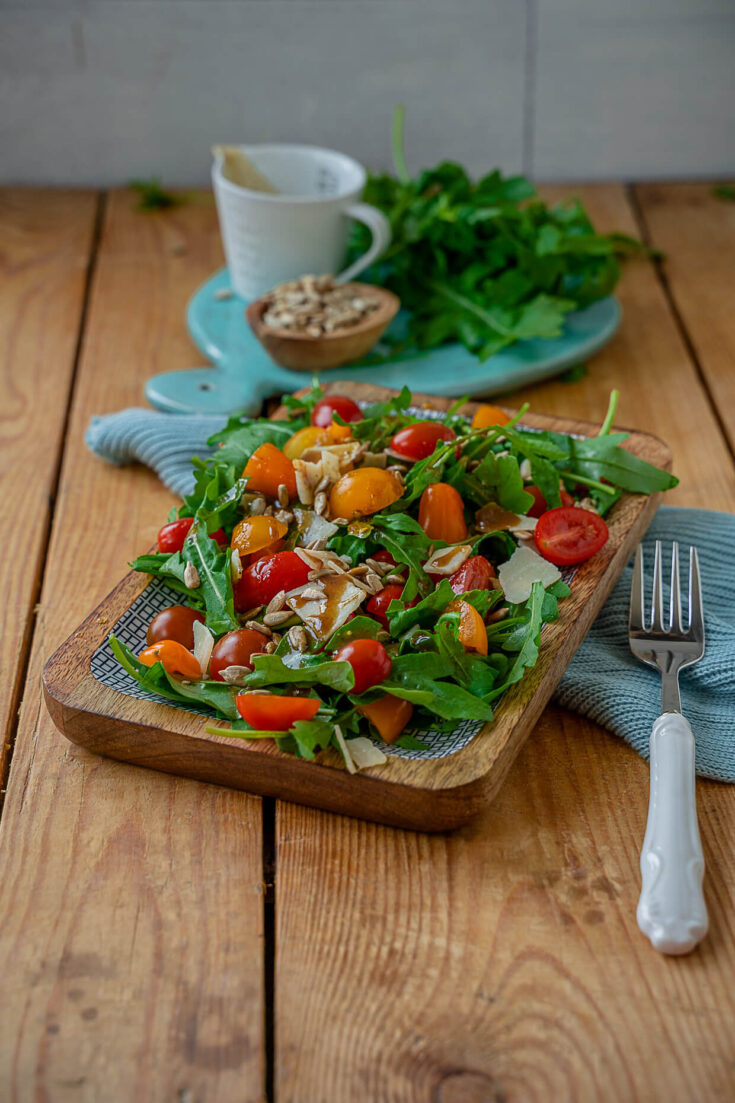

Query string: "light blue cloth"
[85, 410, 735, 779]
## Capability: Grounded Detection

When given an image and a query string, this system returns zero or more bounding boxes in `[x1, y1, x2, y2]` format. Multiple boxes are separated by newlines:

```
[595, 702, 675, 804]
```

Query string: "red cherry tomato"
[448, 555, 496, 595]
[236, 693, 321, 731]
[390, 422, 457, 461]
[233, 550, 310, 611]
[146, 605, 205, 649]
[366, 583, 418, 630]
[209, 628, 269, 681]
[526, 485, 575, 519]
[534, 506, 609, 566]
[157, 518, 227, 553]
[311, 395, 363, 428]
[334, 638, 392, 695]
[371, 550, 399, 567]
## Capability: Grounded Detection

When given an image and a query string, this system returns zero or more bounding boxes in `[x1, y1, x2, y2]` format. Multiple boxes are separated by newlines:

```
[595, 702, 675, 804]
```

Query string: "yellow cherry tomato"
[231, 515, 288, 558]
[283, 425, 329, 460]
[471, 404, 510, 429]
[448, 599, 488, 655]
[418, 482, 468, 542]
[329, 467, 403, 520]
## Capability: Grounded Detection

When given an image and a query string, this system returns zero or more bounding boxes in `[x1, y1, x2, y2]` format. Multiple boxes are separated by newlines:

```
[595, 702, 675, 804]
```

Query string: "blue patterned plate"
[145, 268, 621, 415]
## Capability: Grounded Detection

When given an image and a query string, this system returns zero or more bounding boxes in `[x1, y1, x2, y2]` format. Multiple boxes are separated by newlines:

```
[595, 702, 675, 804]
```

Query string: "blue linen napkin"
[85, 410, 735, 780]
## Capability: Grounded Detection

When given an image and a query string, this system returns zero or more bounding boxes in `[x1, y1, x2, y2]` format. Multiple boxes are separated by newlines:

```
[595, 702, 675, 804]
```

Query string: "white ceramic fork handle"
[637, 712, 708, 955]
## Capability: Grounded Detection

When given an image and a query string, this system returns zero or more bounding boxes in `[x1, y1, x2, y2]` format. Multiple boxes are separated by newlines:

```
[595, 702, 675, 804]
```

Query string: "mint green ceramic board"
[145, 268, 621, 415]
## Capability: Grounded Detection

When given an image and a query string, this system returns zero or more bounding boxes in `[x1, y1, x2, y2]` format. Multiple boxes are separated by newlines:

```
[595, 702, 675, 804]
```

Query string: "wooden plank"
[42, 388, 668, 832]
[0, 191, 265, 1101]
[0, 188, 97, 789]
[275, 185, 735, 1101]
[635, 182, 735, 455]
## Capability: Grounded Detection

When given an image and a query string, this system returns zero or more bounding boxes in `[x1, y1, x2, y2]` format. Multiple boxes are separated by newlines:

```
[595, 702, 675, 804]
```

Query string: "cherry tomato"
[329, 467, 403, 520]
[365, 583, 417, 630]
[390, 422, 456, 461]
[231, 515, 288, 558]
[370, 550, 406, 575]
[209, 628, 269, 681]
[447, 599, 488, 655]
[138, 640, 201, 679]
[283, 425, 330, 459]
[311, 395, 363, 428]
[233, 550, 310, 611]
[418, 482, 468, 543]
[526, 485, 575, 519]
[471, 404, 510, 429]
[243, 442, 297, 500]
[236, 693, 321, 730]
[449, 555, 496, 595]
[157, 519, 227, 554]
[334, 638, 392, 695]
[534, 506, 609, 566]
[358, 695, 414, 744]
[146, 605, 205, 649]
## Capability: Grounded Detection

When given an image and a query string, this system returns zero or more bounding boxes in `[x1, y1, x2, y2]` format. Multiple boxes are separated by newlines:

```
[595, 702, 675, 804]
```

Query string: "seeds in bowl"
[260, 275, 381, 337]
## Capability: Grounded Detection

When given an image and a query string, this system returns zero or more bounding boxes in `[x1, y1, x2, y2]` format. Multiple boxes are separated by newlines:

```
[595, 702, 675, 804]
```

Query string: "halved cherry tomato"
[418, 482, 468, 543]
[447, 599, 488, 655]
[534, 506, 609, 566]
[233, 550, 310, 611]
[358, 695, 414, 744]
[243, 442, 297, 500]
[157, 518, 227, 554]
[329, 467, 403, 520]
[334, 638, 392, 695]
[209, 628, 269, 681]
[231, 515, 288, 558]
[449, 555, 496, 595]
[146, 605, 205, 649]
[471, 404, 510, 429]
[390, 422, 456, 462]
[526, 485, 575, 519]
[311, 395, 363, 428]
[236, 693, 321, 730]
[365, 583, 417, 629]
[139, 640, 201, 679]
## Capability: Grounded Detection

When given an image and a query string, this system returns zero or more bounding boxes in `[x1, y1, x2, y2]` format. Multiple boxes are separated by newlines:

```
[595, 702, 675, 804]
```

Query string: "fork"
[628, 540, 708, 955]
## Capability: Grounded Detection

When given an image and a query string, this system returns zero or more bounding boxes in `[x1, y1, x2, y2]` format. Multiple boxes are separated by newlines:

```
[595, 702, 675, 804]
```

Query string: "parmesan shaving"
[192, 619, 215, 677]
[497, 544, 561, 605]
[347, 737, 388, 769]
[334, 724, 357, 774]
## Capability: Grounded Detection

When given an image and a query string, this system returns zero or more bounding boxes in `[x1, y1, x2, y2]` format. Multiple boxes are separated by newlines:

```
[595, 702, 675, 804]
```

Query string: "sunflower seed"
[274, 509, 293, 525]
[265, 589, 287, 615]
[264, 640, 277, 654]
[365, 557, 392, 575]
[519, 458, 532, 481]
[218, 665, 251, 684]
[295, 468, 313, 506]
[339, 554, 352, 565]
[246, 620, 272, 636]
[314, 491, 328, 516]
[308, 568, 334, 580]
[347, 575, 373, 593]
[487, 607, 509, 623]
[350, 564, 370, 576]
[230, 548, 243, 582]
[331, 516, 349, 526]
[184, 562, 200, 589]
[263, 610, 293, 627]
[250, 496, 267, 516]
[240, 605, 264, 620]
[294, 547, 323, 570]
[239, 688, 273, 696]
[299, 586, 325, 600]
[288, 625, 309, 652]
[277, 483, 290, 508]
[382, 573, 405, 585]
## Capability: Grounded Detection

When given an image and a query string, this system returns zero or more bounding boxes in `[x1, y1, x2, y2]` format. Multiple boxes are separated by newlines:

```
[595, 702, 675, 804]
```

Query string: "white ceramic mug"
[212, 144, 391, 300]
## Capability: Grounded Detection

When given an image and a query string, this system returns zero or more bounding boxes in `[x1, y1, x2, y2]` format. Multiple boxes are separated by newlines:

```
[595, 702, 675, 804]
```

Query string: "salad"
[111, 386, 677, 772]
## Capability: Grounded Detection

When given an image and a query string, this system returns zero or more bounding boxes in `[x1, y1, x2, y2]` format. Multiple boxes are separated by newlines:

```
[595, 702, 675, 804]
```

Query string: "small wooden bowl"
[245, 283, 400, 372]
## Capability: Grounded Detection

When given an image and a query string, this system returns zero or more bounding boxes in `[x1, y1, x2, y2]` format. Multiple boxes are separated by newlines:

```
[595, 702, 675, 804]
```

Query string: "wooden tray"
[43, 383, 670, 832]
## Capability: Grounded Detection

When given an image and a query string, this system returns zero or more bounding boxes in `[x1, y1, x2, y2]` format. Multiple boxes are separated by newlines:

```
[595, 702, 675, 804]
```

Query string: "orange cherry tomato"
[447, 600, 488, 655]
[243, 442, 297, 500]
[283, 425, 329, 460]
[358, 694, 414, 744]
[236, 693, 321, 731]
[418, 482, 468, 542]
[471, 404, 510, 430]
[231, 515, 288, 558]
[329, 467, 403, 520]
[139, 640, 202, 679]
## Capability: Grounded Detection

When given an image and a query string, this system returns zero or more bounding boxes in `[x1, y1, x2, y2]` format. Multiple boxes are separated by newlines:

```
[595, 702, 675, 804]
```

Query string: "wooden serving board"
[43, 382, 670, 832]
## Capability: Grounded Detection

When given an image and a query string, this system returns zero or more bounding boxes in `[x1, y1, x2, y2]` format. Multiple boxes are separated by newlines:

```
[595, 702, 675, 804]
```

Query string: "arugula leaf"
[290, 718, 335, 760]
[208, 420, 294, 471]
[326, 616, 387, 650]
[388, 578, 455, 635]
[110, 636, 239, 719]
[471, 452, 534, 513]
[244, 654, 355, 692]
[183, 519, 237, 635]
[488, 581, 547, 697]
[563, 434, 678, 494]
[383, 676, 494, 721]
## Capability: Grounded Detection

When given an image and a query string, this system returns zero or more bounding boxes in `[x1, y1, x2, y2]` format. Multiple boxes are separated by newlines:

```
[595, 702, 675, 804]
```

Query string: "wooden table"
[1, 184, 734, 1102]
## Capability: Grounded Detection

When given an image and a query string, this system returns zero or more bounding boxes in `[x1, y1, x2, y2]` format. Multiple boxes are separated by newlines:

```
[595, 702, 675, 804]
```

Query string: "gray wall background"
[1, 0, 733, 186]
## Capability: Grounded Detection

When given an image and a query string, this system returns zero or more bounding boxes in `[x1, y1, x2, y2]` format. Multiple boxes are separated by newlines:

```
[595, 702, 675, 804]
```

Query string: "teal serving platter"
[145, 268, 621, 415]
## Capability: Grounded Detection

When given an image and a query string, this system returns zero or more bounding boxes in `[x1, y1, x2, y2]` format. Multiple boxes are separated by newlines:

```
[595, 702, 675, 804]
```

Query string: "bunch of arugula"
[116, 384, 677, 768]
[350, 107, 645, 363]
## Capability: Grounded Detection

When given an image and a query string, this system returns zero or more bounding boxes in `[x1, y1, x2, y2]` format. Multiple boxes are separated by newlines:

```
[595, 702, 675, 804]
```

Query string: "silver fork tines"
[628, 541, 705, 714]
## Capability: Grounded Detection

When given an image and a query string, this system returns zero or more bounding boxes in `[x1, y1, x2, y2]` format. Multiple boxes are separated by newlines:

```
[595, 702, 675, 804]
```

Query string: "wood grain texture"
[635, 182, 735, 456]
[0, 191, 265, 1102]
[275, 186, 735, 1101]
[0, 188, 97, 787]
[43, 386, 667, 832]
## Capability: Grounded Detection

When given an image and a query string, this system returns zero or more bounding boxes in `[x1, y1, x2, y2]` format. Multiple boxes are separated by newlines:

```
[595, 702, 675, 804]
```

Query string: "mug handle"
[336, 203, 392, 284]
